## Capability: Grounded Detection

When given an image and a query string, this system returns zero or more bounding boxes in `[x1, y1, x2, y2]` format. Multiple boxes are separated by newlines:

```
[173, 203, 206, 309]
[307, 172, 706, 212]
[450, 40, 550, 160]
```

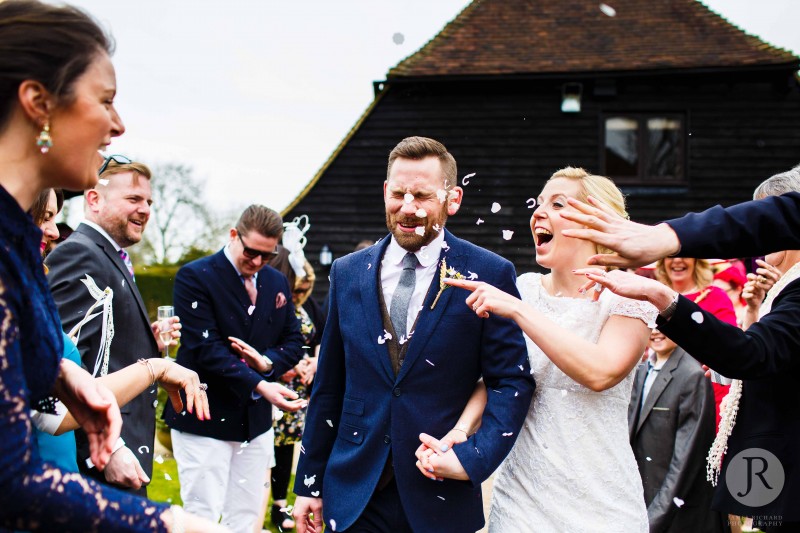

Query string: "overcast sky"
[67, 0, 800, 217]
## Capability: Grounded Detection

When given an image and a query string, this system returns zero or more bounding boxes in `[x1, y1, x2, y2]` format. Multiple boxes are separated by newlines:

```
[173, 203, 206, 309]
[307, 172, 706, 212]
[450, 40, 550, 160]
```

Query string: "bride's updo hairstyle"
[547, 166, 628, 256]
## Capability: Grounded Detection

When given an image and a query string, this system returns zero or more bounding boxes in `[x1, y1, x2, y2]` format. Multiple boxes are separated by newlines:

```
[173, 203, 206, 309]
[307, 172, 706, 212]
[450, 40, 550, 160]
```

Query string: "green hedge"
[135, 265, 179, 321]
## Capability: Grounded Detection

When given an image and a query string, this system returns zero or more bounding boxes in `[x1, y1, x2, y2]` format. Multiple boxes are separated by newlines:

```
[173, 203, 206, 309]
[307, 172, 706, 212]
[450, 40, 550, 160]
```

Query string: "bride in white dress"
[417, 167, 656, 532]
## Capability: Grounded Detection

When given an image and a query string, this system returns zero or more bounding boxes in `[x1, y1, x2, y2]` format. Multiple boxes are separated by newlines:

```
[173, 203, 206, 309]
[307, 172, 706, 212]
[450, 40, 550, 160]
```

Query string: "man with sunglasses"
[163, 204, 306, 532]
[46, 155, 172, 495]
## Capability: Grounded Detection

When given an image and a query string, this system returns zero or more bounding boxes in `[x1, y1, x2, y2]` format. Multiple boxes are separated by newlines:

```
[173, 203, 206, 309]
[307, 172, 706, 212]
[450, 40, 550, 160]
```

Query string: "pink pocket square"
[275, 292, 287, 309]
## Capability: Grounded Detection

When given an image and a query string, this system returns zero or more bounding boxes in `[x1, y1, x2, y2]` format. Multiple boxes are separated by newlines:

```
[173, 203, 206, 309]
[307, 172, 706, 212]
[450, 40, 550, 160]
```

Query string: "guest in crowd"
[628, 330, 722, 532]
[712, 264, 748, 327]
[46, 156, 179, 494]
[654, 256, 736, 429]
[0, 1, 223, 530]
[270, 260, 325, 531]
[164, 205, 306, 532]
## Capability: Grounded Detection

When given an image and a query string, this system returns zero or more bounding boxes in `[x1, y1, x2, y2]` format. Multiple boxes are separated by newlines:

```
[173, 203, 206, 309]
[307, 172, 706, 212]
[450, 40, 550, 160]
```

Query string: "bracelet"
[658, 292, 680, 321]
[169, 505, 185, 533]
[453, 425, 469, 436]
[138, 358, 156, 387]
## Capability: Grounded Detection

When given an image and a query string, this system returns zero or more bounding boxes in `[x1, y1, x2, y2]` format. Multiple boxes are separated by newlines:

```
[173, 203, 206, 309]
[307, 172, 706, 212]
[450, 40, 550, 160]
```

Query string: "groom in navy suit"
[293, 137, 535, 533]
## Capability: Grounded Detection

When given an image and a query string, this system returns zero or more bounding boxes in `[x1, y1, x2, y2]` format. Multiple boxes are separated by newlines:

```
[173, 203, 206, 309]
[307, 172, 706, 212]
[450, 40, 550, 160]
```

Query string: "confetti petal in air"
[462, 172, 475, 186]
[442, 241, 450, 252]
[192, 301, 198, 309]
[436, 189, 447, 203]
[599, 3, 617, 17]
[367, 263, 372, 270]
[304, 474, 317, 487]
[502, 432, 514, 437]
[326, 419, 333, 427]
[476, 218, 484, 225]
[247, 305, 256, 315]
[526, 198, 536, 209]
[164, 473, 172, 481]
[330, 519, 337, 531]
[437, 496, 446, 501]
[414, 226, 425, 236]
[392, 32, 404, 45]
[98, 178, 109, 186]
[311, 490, 320, 497]
[426, 359, 435, 366]
[404, 193, 414, 204]
[202, 330, 209, 339]
[467, 271, 478, 280]
[491, 202, 501, 213]
[673, 497, 685, 507]
[280, 505, 294, 513]
[238, 478, 247, 483]
[240, 441, 250, 448]
[398, 335, 408, 345]
[121, 279, 125, 287]
[152, 399, 158, 408]
[646, 456, 652, 461]
[691, 312, 704, 324]
[502, 230, 514, 240]
[415, 208, 427, 218]
[155, 455, 164, 464]
[138, 446, 150, 455]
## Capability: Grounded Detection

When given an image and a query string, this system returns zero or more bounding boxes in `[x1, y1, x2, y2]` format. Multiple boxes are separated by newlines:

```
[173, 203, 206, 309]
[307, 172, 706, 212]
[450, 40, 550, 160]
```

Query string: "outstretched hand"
[154, 359, 210, 421]
[255, 380, 307, 412]
[559, 196, 681, 268]
[573, 267, 676, 312]
[444, 278, 521, 319]
[53, 359, 121, 470]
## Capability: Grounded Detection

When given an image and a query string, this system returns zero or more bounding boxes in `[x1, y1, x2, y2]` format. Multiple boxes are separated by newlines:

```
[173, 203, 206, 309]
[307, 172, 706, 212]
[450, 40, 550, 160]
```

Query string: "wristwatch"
[659, 292, 680, 321]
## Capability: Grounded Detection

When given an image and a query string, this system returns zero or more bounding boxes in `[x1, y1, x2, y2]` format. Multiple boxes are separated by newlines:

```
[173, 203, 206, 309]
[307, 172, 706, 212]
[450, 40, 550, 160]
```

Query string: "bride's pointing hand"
[444, 279, 521, 319]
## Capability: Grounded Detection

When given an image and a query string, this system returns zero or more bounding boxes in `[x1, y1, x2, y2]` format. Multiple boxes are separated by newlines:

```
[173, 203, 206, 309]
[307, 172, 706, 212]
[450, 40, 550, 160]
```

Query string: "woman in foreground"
[419, 168, 656, 531]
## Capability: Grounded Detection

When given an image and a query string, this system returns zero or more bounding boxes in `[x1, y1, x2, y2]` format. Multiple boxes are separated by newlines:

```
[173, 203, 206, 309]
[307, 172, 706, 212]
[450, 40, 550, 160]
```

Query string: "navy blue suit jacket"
[657, 192, 800, 520]
[163, 249, 303, 442]
[293, 230, 535, 533]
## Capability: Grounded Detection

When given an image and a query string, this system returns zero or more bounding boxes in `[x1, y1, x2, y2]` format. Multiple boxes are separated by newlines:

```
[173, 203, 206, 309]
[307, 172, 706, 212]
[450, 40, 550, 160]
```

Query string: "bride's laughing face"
[531, 177, 594, 270]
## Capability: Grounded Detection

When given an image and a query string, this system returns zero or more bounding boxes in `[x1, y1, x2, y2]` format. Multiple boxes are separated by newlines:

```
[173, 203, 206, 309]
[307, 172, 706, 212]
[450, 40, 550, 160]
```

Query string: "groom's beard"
[386, 204, 448, 252]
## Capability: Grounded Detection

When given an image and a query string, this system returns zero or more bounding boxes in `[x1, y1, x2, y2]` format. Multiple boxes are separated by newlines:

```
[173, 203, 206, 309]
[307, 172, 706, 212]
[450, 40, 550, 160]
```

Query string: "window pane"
[647, 118, 681, 179]
[605, 117, 638, 177]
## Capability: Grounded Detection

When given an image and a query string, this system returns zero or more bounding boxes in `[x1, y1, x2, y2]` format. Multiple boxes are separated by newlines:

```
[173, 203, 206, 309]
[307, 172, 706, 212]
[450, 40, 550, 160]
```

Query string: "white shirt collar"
[223, 243, 257, 280]
[385, 228, 446, 268]
[81, 219, 122, 251]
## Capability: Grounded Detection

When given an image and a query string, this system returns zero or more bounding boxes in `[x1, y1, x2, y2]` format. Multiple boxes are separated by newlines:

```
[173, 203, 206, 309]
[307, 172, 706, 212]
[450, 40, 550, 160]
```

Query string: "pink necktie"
[244, 276, 258, 305]
[118, 249, 135, 281]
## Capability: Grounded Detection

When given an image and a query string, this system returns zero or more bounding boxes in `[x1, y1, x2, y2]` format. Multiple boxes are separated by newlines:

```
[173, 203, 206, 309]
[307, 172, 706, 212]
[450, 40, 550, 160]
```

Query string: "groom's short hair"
[387, 136, 457, 189]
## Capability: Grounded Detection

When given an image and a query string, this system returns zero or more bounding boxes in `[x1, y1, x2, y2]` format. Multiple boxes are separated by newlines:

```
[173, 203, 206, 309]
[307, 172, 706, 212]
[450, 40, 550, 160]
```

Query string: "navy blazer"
[658, 193, 800, 520]
[293, 230, 535, 533]
[163, 249, 303, 442]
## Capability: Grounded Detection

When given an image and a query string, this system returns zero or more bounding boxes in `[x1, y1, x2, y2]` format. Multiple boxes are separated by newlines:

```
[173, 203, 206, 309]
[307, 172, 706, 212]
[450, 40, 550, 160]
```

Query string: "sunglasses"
[238, 233, 279, 261]
[98, 154, 132, 176]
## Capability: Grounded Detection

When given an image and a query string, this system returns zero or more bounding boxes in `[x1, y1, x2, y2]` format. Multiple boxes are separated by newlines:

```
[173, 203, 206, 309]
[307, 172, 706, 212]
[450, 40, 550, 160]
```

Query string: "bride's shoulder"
[516, 272, 543, 297]
[602, 290, 658, 327]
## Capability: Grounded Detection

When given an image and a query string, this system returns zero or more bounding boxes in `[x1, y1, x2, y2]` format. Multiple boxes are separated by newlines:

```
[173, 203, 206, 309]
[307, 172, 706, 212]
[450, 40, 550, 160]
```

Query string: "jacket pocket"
[342, 396, 364, 416]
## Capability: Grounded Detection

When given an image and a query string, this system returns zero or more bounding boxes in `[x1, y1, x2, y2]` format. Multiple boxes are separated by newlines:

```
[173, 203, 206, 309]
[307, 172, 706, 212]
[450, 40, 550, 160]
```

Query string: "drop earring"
[36, 121, 52, 154]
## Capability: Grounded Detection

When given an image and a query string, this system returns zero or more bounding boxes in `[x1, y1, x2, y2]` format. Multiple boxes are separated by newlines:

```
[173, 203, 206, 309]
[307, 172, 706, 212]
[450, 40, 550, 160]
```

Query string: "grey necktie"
[390, 252, 419, 340]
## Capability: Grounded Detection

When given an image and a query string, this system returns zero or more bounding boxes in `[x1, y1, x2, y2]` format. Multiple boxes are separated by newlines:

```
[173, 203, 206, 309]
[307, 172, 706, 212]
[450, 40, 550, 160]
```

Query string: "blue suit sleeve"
[453, 260, 536, 486]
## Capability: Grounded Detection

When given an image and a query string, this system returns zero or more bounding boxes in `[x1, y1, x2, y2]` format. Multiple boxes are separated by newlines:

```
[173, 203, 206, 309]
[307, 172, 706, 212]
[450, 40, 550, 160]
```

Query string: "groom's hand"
[415, 433, 470, 481]
[293, 496, 323, 533]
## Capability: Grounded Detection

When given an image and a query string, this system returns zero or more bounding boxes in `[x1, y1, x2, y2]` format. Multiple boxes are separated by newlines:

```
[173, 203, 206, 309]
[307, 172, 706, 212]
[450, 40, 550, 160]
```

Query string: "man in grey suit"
[629, 330, 723, 532]
[46, 157, 173, 495]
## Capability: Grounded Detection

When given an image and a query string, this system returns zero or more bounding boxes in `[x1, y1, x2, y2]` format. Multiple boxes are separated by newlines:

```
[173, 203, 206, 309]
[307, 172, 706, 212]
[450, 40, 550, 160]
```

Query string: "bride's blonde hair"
[547, 167, 627, 256]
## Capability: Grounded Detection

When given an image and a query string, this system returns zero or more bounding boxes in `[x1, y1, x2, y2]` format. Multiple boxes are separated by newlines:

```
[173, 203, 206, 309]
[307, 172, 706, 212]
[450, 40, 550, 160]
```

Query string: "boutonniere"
[431, 258, 464, 309]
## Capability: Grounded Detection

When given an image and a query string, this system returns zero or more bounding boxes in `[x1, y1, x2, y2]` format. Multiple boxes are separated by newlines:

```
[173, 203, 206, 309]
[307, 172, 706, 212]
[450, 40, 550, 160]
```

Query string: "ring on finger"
[757, 275, 767, 283]
[472, 304, 479, 311]
[593, 283, 603, 293]
[199, 383, 208, 391]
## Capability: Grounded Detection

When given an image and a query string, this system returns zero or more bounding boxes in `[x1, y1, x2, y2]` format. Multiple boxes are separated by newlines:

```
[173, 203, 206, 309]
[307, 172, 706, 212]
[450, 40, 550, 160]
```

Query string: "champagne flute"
[157, 305, 174, 358]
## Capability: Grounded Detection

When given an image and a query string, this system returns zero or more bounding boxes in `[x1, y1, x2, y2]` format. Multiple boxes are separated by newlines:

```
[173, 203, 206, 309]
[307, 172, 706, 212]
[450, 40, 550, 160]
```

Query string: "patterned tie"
[243, 276, 258, 305]
[390, 253, 419, 340]
[118, 249, 135, 281]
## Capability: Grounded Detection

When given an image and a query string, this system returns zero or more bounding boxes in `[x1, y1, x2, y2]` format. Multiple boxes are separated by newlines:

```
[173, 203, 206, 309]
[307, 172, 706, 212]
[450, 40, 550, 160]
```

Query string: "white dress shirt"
[381, 230, 446, 338]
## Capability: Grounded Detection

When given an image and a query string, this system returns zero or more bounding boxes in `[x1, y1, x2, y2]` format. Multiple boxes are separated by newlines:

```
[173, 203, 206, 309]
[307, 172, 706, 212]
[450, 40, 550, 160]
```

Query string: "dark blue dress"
[0, 185, 169, 532]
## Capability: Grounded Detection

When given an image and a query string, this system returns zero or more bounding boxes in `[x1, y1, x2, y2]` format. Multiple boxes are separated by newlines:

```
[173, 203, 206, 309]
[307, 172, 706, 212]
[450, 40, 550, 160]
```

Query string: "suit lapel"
[636, 350, 682, 433]
[396, 229, 465, 384]
[360, 237, 395, 382]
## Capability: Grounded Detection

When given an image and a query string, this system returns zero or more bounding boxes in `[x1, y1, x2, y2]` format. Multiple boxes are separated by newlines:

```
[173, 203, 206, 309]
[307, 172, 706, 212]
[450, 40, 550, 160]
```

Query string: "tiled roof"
[388, 0, 799, 78]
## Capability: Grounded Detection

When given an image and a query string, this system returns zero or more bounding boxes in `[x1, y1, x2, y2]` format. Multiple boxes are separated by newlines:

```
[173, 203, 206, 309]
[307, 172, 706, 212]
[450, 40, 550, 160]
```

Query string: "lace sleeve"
[609, 296, 658, 329]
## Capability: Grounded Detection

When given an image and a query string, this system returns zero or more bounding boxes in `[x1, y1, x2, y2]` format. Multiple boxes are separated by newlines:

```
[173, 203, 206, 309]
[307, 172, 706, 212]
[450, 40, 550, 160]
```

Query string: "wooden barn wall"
[286, 71, 800, 298]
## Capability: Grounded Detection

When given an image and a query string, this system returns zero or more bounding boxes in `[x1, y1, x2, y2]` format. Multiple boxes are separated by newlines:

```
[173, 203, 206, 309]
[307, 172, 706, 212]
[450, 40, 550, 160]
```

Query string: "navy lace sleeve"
[0, 184, 170, 532]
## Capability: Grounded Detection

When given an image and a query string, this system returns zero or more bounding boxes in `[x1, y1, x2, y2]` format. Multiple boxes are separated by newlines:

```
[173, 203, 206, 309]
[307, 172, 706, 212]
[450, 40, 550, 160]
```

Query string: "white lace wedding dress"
[489, 273, 656, 533]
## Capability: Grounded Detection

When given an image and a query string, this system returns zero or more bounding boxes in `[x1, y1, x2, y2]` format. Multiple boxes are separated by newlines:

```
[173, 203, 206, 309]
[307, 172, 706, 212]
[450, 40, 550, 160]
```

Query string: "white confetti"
[304, 474, 316, 487]
[433, 223, 442, 232]
[526, 198, 536, 209]
[518, 365, 524, 371]
[121, 279, 125, 287]
[462, 172, 475, 186]
[436, 189, 447, 203]
[240, 441, 250, 448]
[425, 359, 435, 366]
[311, 490, 320, 497]
[392, 32, 404, 45]
[415, 208, 427, 218]
[192, 301, 198, 309]
[502, 432, 514, 437]
[502, 230, 514, 240]
[491, 202, 501, 213]
[280, 505, 293, 513]
[238, 478, 247, 483]
[414, 226, 425, 236]
[646, 456, 652, 461]
[367, 263, 372, 270]
[202, 330, 209, 339]
[330, 519, 337, 531]
[467, 271, 478, 280]
[691, 312, 704, 324]
[398, 335, 408, 345]
[404, 193, 414, 204]
[155, 455, 164, 464]
[476, 218, 484, 225]
[300, 444, 306, 454]
[152, 399, 158, 408]
[98, 178, 109, 186]
[442, 241, 450, 252]
[437, 495, 446, 501]
[514, 391, 519, 397]
[326, 419, 333, 427]
[164, 473, 172, 481]
[599, 3, 616, 17]
[221, 418, 226, 422]
[248, 305, 256, 315]
[673, 497, 685, 507]
[353, 431, 358, 436]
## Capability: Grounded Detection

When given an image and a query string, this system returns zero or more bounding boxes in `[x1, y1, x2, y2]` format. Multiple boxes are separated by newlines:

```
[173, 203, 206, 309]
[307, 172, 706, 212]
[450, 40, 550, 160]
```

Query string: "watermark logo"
[725, 448, 785, 507]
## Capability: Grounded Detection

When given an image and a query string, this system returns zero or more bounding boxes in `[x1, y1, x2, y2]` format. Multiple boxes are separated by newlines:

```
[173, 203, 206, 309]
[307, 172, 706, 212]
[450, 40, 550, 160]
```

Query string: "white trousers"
[171, 428, 276, 533]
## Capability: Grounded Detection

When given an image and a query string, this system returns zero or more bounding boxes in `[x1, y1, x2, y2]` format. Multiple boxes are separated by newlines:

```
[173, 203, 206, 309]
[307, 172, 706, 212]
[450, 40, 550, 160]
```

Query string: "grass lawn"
[150, 457, 298, 532]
